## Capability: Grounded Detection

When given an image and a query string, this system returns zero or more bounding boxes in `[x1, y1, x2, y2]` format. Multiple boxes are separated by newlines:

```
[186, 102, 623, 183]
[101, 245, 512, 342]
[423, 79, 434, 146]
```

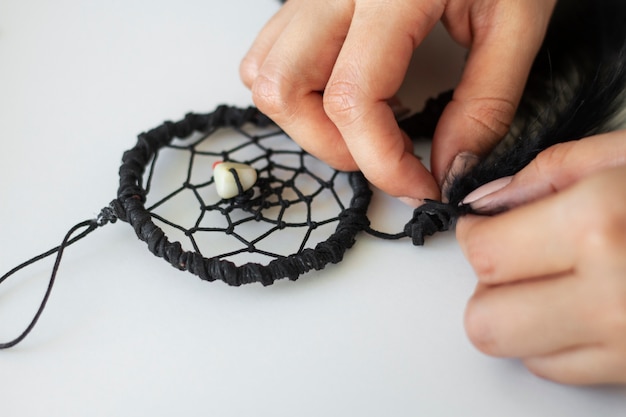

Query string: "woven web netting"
[143, 117, 355, 266]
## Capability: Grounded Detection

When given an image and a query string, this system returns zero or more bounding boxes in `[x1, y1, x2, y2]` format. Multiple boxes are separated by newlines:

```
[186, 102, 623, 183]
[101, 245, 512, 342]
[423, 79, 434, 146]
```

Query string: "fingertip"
[398, 196, 424, 208]
[359, 129, 441, 201]
[431, 97, 514, 186]
[363, 158, 440, 205]
[239, 54, 259, 89]
[464, 293, 501, 357]
[373, 155, 441, 201]
[441, 151, 480, 200]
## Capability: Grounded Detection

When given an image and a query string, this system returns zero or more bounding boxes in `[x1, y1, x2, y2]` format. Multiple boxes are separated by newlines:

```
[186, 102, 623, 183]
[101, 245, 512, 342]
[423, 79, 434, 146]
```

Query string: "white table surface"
[1, 1, 625, 416]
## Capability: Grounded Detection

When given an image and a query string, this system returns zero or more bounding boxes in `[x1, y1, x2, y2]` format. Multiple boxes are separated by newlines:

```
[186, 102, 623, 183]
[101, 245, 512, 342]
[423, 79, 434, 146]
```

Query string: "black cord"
[0, 207, 118, 349]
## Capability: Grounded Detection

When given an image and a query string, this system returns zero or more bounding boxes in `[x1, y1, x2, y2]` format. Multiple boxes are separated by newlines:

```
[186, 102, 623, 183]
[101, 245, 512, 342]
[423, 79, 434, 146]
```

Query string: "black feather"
[446, 0, 626, 205]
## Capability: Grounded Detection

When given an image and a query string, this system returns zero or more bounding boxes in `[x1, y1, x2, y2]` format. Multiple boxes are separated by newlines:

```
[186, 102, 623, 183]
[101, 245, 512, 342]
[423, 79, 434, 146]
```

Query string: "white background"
[1, 1, 625, 416]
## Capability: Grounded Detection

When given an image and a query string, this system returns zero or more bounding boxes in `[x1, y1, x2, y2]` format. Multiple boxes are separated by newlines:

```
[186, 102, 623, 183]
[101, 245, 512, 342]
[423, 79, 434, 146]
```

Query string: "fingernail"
[398, 196, 424, 208]
[442, 152, 480, 200]
[462, 176, 513, 211]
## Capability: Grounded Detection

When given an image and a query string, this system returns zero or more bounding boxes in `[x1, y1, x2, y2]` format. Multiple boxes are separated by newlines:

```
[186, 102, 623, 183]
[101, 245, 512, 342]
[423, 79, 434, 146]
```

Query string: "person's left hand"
[240, 0, 556, 205]
[456, 130, 626, 385]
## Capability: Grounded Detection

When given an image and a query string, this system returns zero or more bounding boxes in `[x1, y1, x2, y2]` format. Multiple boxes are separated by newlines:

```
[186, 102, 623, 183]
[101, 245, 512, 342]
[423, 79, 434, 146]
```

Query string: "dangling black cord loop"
[365, 200, 471, 246]
[0, 204, 118, 349]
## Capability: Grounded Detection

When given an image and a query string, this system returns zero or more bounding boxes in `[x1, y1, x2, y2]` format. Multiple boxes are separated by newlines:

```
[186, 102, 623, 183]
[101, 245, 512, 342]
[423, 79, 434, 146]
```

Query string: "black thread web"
[146, 118, 356, 264]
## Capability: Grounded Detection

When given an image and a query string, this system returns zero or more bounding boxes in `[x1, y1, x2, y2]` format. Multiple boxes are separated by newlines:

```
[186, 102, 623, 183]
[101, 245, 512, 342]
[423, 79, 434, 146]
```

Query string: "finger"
[250, 1, 358, 170]
[240, 0, 298, 88]
[323, 0, 445, 201]
[465, 275, 598, 358]
[456, 194, 576, 284]
[459, 165, 626, 283]
[524, 346, 626, 385]
[432, 1, 557, 191]
[463, 129, 626, 213]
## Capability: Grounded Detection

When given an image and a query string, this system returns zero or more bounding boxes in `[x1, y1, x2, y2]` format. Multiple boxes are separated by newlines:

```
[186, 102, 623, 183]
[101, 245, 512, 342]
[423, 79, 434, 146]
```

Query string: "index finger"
[323, 1, 446, 202]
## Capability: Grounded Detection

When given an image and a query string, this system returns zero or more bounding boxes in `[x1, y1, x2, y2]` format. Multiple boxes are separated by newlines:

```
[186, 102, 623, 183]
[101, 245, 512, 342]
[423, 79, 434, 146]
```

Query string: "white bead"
[213, 162, 258, 199]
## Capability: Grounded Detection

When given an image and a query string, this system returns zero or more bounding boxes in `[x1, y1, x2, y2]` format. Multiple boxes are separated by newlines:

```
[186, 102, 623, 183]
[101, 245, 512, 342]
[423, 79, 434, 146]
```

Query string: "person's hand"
[457, 130, 626, 385]
[240, 0, 556, 205]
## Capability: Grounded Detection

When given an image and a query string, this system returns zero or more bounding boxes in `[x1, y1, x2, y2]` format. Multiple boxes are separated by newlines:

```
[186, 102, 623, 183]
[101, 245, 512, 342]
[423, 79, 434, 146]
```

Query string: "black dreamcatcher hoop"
[114, 106, 372, 287]
[110, 102, 460, 285]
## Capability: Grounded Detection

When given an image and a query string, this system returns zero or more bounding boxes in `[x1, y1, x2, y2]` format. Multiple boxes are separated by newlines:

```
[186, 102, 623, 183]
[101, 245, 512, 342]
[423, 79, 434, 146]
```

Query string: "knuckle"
[462, 96, 516, 141]
[579, 198, 626, 257]
[533, 142, 574, 179]
[250, 72, 293, 119]
[322, 79, 364, 126]
[591, 223, 626, 255]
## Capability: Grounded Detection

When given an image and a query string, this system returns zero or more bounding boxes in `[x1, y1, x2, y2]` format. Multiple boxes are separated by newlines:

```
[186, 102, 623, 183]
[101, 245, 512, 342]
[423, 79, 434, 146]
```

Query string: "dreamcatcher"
[2, 0, 625, 348]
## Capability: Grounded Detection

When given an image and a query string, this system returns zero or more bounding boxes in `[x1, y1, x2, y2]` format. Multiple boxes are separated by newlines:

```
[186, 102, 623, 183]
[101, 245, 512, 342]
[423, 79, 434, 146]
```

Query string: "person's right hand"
[457, 129, 626, 385]
[240, 0, 557, 205]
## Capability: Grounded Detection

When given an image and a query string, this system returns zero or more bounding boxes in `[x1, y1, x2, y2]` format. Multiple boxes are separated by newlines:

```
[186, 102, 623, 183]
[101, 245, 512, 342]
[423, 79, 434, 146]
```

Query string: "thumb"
[462, 129, 626, 214]
[432, 0, 556, 192]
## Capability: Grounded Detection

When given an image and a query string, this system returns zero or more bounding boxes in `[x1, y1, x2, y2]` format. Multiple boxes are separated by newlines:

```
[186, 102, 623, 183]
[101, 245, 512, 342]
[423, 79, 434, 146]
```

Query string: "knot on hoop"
[363, 199, 469, 245]
[96, 201, 122, 226]
[403, 200, 468, 246]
